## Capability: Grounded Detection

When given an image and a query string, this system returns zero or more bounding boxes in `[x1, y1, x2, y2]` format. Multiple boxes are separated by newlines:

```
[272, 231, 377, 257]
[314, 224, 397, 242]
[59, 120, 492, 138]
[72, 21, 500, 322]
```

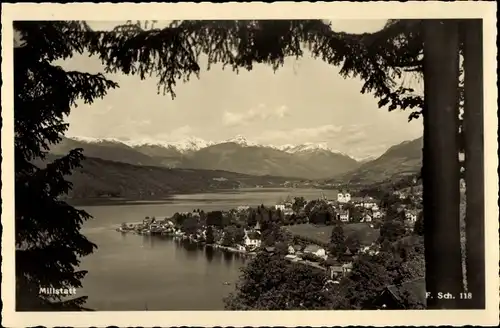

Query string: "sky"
[59, 20, 423, 160]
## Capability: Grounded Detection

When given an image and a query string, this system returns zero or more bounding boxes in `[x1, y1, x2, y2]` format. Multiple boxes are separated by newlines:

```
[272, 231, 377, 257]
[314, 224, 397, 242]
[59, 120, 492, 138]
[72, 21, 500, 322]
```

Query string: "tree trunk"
[422, 19, 464, 309]
[462, 19, 485, 309]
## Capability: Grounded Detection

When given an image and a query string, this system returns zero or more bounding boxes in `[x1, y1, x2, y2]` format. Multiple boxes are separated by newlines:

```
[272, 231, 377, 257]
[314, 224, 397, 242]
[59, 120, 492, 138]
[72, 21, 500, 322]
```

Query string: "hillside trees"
[224, 253, 329, 310]
[329, 224, 346, 258]
[292, 196, 307, 213]
[205, 226, 216, 244]
[14, 21, 117, 310]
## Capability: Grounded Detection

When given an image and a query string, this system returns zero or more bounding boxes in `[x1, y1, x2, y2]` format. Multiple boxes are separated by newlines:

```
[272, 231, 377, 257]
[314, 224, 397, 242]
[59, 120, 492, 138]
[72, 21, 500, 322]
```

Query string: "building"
[337, 192, 351, 203]
[342, 262, 353, 274]
[244, 230, 261, 249]
[375, 277, 426, 309]
[264, 246, 276, 253]
[275, 204, 286, 211]
[254, 221, 261, 231]
[143, 217, 155, 226]
[405, 210, 419, 222]
[361, 214, 372, 222]
[393, 190, 408, 200]
[363, 201, 378, 209]
[237, 205, 250, 212]
[327, 265, 344, 279]
[303, 244, 327, 258]
[338, 209, 350, 222]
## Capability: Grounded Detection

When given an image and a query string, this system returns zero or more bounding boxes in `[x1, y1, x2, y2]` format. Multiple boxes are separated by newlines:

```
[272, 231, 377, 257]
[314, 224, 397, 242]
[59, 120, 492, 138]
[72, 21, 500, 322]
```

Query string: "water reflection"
[205, 246, 214, 263]
[130, 233, 247, 267]
[183, 240, 199, 260]
[212, 248, 223, 264]
[222, 251, 234, 266]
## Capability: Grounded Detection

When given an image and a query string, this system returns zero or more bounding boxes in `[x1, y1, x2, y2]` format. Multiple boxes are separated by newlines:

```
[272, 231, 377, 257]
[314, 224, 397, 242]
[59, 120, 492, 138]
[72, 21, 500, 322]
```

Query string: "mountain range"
[50, 135, 423, 184]
[327, 137, 423, 184]
[51, 135, 360, 180]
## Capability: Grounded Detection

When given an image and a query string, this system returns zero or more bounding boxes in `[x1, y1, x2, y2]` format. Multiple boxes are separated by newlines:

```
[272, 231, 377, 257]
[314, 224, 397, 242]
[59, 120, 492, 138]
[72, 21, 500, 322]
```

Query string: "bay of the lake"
[76, 188, 338, 311]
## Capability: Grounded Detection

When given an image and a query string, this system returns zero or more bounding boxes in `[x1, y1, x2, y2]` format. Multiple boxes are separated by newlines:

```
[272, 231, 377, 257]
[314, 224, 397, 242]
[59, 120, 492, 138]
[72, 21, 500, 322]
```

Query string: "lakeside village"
[117, 187, 423, 285]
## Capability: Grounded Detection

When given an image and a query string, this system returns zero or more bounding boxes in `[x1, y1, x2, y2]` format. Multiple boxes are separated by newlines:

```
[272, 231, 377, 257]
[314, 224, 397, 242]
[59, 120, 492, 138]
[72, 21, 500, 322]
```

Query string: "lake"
[76, 188, 338, 310]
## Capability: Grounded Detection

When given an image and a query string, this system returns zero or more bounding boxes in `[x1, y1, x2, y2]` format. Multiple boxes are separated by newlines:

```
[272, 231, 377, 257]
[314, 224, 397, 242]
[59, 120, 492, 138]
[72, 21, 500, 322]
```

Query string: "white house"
[363, 202, 378, 209]
[359, 246, 371, 253]
[394, 191, 408, 200]
[405, 210, 419, 222]
[237, 205, 250, 212]
[275, 204, 286, 211]
[338, 209, 350, 222]
[337, 192, 351, 203]
[244, 230, 262, 249]
[342, 262, 353, 274]
[303, 245, 327, 259]
[372, 211, 383, 219]
[361, 214, 372, 222]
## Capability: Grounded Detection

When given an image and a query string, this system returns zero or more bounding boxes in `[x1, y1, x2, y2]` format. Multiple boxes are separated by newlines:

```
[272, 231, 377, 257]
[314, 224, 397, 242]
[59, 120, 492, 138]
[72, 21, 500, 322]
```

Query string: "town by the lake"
[110, 180, 425, 310]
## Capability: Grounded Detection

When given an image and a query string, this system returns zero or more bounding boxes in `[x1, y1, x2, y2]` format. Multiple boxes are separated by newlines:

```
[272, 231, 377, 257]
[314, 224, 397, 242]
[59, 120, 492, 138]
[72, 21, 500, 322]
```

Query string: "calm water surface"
[77, 188, 337, 310]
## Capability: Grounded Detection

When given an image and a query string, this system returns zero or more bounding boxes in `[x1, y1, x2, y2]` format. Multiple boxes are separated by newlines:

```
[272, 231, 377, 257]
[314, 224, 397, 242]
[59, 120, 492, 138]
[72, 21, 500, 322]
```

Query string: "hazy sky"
[59, 20, 423, 160]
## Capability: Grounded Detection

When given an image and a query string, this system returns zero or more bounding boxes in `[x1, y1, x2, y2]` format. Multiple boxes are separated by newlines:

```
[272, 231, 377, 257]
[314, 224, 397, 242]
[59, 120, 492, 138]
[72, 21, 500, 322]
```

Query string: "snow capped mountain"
[69, 136, 215, 153]
[71, 136, 126, 144]
[280, 142, 331, 153]
[273, 144, 295, 151]
[67, 135, 351, 157]
[276, 142, 350, 157]
[223, 135, 258, 147]
[170, 137, 216, 152]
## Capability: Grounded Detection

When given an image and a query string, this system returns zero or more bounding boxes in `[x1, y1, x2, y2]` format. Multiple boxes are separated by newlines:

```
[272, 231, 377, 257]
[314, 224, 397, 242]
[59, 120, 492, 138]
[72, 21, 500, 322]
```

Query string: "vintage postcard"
[1, 2, 498, 327]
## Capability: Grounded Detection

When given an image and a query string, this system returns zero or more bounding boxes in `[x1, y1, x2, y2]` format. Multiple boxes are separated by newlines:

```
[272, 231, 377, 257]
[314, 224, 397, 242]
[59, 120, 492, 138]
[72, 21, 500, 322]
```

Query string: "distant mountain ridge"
[69, 134, 348, 155]
[328, 137, 423, 184]
[54, 135, 360, 179]
[37, 154, 296, 201]
[50, 134, 424, 185]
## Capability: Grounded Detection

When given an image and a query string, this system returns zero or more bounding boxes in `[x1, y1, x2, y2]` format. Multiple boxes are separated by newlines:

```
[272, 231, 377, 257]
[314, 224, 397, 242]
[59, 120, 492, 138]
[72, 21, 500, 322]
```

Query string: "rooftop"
[304, 244, 324, 253]
[385, 277, 427, 307]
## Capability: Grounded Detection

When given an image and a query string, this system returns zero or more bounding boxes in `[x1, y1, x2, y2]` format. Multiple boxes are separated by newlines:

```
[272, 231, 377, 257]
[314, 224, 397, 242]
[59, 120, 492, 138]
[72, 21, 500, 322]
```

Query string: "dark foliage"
[14, 21, 117, 310]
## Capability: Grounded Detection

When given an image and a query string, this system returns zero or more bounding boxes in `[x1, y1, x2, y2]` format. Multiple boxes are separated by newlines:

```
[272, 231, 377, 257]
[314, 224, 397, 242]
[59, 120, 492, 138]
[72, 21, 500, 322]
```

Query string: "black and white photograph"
[1, 2, 498, 327]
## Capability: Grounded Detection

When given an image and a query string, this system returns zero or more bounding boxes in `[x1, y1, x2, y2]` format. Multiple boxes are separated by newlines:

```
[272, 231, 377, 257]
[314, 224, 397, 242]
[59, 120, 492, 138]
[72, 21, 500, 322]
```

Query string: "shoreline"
[118, 226, 258, 258]
[116, 225, 330, 267]
[65, 187, 337, 207]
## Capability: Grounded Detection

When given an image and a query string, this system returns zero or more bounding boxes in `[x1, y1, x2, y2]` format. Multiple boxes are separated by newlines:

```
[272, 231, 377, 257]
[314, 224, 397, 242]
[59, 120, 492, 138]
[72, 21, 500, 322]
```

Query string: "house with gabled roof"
[375, 277, 427, 309]
[244, 229, 261, 249]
